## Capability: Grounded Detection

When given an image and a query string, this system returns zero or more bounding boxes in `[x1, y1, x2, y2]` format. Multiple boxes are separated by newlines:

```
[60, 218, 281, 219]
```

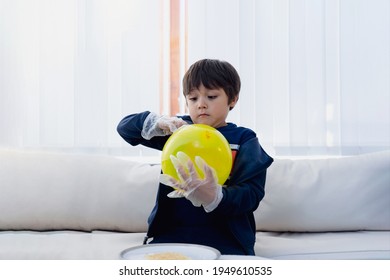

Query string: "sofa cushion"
[0, 230, 147, 260]
[0, 149, 160, 232]
[255, 151, 390, 232]
[255, 231, 390, 259]
[1, 230, 388, 260]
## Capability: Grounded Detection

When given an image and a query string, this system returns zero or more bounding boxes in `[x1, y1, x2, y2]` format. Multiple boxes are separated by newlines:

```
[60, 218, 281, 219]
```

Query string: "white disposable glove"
[141, 112, 187, 140]
[159, 151, 223, 212]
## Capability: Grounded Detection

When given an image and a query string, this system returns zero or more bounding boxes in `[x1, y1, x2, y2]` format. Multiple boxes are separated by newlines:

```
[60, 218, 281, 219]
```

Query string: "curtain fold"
[187, 0, 389, 155]
[0, 0, 163, 156]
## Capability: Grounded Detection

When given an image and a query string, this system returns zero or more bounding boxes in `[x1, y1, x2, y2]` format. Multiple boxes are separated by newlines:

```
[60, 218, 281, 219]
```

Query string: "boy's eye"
[188, 97, 197, 101]
[208, 95, 217, 99]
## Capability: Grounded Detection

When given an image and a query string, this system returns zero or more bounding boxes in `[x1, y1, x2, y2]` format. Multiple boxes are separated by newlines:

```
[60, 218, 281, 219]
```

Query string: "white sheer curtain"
[0, 0, 166, 156]
[186, 0, 390, 156]
[1, 0, 389, 157]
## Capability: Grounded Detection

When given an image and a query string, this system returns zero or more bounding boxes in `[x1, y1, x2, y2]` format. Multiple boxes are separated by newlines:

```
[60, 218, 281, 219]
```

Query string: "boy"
[117, 59, 273, 255]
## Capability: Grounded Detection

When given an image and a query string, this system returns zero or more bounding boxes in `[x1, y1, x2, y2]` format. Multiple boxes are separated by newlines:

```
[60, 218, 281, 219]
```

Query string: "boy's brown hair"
[182, 59, 241, 108]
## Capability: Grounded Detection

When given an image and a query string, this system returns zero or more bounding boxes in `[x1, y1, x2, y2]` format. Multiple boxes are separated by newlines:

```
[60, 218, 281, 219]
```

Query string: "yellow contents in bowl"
[146, 252, 190, 260]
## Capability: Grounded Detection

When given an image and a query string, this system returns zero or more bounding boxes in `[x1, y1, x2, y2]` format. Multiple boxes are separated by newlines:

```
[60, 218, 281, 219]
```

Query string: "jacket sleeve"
[212, 137, 273, 217]
[117, 111, 170, 151]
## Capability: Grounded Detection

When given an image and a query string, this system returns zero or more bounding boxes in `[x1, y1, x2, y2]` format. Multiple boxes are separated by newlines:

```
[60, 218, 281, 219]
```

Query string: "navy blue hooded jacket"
[117, 111, 273, 255]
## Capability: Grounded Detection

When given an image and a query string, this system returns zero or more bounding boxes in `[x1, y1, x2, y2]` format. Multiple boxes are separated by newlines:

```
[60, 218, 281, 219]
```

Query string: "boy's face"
[185, 84, 237, 128]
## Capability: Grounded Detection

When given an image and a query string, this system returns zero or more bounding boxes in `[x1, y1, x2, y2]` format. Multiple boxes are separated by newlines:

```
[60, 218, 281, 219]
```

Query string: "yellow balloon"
[161, 124, 232, 185]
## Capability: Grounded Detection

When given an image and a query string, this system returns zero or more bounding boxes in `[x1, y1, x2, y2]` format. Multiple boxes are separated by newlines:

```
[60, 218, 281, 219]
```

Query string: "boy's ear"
[229, 96, 239, 110]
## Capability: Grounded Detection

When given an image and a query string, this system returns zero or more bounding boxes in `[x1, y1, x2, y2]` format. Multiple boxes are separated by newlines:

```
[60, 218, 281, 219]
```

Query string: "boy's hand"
[157, 116, 187, 135]
[159, 152, 223, 212]
[141, 112, 187, 139]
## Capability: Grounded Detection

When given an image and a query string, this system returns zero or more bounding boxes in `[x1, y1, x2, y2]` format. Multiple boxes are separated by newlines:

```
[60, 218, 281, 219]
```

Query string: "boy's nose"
[197, 97, 207, 109]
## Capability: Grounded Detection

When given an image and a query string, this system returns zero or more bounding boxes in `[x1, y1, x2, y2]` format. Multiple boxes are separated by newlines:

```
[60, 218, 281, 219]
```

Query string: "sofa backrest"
[255, 151, 390, 232]
[0, 149, 160, 232]
[1, 148, 389, 233]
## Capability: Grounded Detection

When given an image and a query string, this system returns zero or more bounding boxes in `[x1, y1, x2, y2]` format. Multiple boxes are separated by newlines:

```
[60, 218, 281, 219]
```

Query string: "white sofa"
[0, 148, 389, 260]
